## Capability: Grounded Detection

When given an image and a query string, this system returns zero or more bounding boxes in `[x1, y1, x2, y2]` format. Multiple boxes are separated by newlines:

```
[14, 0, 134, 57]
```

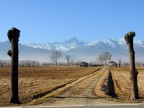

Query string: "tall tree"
[50, 50, 62, 66]
[118, 59, 122, 67]
[99, 54, 105, 64]
[65, 55, 71, 66]
[125, 31, 139, 100]
[103, 51, 112, 65]
[7, 27, 20, 104]
[99, 51, 112, 65]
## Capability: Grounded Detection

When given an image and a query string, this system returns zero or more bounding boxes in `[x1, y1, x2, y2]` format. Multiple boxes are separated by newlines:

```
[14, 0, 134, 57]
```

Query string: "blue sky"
[0, 0, 144, 44]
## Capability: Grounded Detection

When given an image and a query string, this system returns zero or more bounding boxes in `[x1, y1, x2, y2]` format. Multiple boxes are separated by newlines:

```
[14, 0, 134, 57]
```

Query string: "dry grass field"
[0, 66, 99, 106]
[95, 68, 111, 97]
[111, 67, 144, 102]
[0, 66, 144, 106]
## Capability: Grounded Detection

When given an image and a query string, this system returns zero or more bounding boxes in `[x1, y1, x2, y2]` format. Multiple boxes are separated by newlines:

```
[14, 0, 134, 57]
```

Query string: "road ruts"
[40, 68, 111, 105]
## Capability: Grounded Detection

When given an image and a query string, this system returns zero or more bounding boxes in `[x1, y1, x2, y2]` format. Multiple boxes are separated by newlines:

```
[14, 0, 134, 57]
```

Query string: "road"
[37, 69, 108, 105]
[30, 68, 121, 106]
[28, 68, 143, 107]
[8, 104, 144, 108]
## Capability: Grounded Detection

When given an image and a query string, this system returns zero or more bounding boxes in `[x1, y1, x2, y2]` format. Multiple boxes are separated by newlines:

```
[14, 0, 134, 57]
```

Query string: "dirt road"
[30, 68, 119, 106]
[25, 104, 144, 108]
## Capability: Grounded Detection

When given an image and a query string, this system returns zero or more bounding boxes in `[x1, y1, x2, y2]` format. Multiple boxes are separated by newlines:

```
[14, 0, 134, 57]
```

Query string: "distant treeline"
[0, 60, 79, 67]
[0, 60, 40, 67]
[0, 59, 144, 67]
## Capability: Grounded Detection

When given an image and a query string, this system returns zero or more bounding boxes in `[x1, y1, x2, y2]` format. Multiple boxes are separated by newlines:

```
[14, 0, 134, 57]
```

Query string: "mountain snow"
[135, 40, 144, 47]
[1, 37, 144, 62]
[28, 37, 85, 51]
[27, 37, 144, 51]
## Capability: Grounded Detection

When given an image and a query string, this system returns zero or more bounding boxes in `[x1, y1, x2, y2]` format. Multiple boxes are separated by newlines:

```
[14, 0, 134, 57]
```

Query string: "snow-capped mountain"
[28, 37, 85, 51]
[0, 41, 52, 62]
[85, 38, 144, 49]
[28, 37, 129, 51]
[28, 36, 144, 52]
[64, 38, 144, 62]
[0, 37, 144, 62]
[85, 39, 126, 48]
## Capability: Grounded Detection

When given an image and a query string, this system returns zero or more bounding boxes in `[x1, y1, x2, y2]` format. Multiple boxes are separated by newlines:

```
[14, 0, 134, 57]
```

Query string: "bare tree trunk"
[8, 28, 20, 104]
[125, 32, 139, 100]
[56, 60, 57, 66]
[68, 60, 69, 66]
[129, 43, 139, 100]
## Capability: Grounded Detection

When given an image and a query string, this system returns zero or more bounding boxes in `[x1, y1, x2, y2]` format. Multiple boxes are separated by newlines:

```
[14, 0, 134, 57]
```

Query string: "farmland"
[0, 66, 144, 106]
[0, 66, 100, 106]
[111, 67, 144, 101]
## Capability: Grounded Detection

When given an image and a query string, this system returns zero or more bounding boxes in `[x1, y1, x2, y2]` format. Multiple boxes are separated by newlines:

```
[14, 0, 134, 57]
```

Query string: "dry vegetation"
[0, 66, 99, 106]
[0, 66, 144, 106]
[94, 67, 144, 103]
[95, 68, 109, 97]
[111, 67, 144, 102]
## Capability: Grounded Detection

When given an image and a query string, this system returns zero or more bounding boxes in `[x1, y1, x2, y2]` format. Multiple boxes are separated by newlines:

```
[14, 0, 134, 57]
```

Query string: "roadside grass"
[94, 67, 144, 103]
[111, 67, 144, 102]
[95, 68, 109, 97]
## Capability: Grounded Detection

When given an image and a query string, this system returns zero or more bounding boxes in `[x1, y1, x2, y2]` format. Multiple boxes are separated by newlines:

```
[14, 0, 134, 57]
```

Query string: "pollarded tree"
[7, 27, 20, 104]
[50, 50, 62, 66]
[125, 31, 139, 100]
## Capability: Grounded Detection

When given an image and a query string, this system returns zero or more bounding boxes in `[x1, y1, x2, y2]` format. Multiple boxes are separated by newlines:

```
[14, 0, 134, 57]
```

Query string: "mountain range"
[0, 37, 144, 63]
[28, 37, 85, 52]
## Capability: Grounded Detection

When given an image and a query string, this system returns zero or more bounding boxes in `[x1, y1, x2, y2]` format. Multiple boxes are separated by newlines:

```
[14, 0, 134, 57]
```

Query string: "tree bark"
[68, 60, 69, 66]
[8, 28, 20, 104]
[128, 43, 139, 100]
[56, 60, 57, 66]
[125, 32, 139, 100]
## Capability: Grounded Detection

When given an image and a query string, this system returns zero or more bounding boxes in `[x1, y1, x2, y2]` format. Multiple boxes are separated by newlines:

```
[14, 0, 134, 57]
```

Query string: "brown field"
[111, 67, 144, 102]
[0, 66, 144, 106]
[0, 66, 99, 106]
[93, 67, 144, 102]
